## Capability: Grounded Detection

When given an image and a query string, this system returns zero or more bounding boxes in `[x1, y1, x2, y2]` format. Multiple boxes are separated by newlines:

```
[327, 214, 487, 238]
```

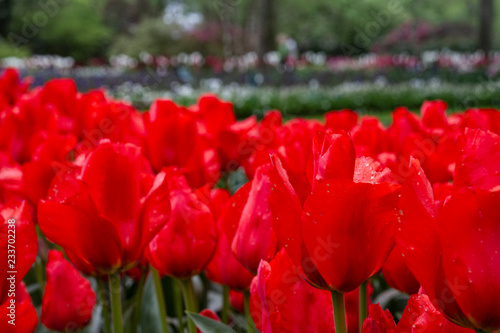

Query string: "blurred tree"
[0, 0, 13, 38]
[479, 0, 494, 56]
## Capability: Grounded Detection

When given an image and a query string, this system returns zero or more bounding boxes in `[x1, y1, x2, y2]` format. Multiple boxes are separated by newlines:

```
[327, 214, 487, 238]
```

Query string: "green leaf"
[186, 311, 237, 333]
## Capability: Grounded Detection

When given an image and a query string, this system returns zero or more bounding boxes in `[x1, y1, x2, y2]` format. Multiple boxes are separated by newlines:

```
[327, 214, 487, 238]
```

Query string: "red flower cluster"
[1, 68, 500, 332]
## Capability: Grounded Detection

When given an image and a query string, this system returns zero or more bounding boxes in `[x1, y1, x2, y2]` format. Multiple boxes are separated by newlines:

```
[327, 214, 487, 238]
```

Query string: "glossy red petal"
[396, 294, 473, 333]
[41, 250, 96, 332]
[0, 282, 38, 333]
[0, 200, 37, 303]
[249, 249, 335, 333]
[440, 189, 500, 331]
[81, 141, 143, 249]
[232, 164, 279, 274]
[397, 158, 441, 302]
[303, 179, 399, 292]
[147, 170, 217, 278]
[454, 128, 500, 191]
[312, 130, 355, 185]
[38, 199, 122, 274]
[362, 304, 396, 333]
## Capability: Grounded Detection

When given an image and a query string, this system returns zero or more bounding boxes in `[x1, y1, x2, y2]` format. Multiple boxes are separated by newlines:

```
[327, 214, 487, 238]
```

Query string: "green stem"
[109, 273, 123, 333]
[359, 281, 368, 332]
[34, 257, 45, 299]
[151, 267, 170, 333]
[97, 278, 111, 333]
[174, 280, 185, 332]
[131, 269, 147, 333]
[331, 291, 347, 333]
[222, 286, 230, 324]
[180, 278, 198, 333]
[244, 291, 255, 333]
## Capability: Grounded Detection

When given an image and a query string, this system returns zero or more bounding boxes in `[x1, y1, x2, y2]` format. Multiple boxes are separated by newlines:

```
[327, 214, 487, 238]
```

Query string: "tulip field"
[1, 67, 500, 333]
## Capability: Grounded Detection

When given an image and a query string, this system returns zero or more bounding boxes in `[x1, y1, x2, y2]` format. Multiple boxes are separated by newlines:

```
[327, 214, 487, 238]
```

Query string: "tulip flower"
[250, 248, 370, 333]
[0, 282, 38, 333]
[250, 249, 335, 332]
[361, 304, 396, 333]
[398, 139, 500, 331]
[205, 186, 254, 291]
[231, 164, 279, 274]
[143, 99, 220, 188]
[38, 140, 171, 275]
[324, 109, 358, 132]
[41, 250, 96, 332]
[269, 130, 400, 332]
[396, 294, 474, 333]
[362, 294, 474, 333]
[0, 199, 38, 303]
[147, 167, 217, 278]
[0, 68, 31, 108]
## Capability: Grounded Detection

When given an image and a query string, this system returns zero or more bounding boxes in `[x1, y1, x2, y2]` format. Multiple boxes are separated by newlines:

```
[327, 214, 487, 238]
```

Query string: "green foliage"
[111, 82, 500, 119]
[8, 0, 112, 61]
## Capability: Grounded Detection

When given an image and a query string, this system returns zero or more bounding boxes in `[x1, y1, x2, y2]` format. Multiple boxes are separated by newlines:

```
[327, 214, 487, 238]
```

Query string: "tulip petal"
[303, 179, 399, 292]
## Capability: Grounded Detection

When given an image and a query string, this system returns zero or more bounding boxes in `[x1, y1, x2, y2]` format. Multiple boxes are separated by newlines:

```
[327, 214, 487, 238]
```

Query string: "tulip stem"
[131, 269, 147, 333]
[97, 278, 111, 333]
[174, 280, 185, 332]
[109, 273, 123, 333]
[331, 291, 347, 333]
[34, 257, 45, 299]
[151, 267, 170, 333]
[359, 281, 368, 331]
[244, 291, 255, 333]
[222, 286, 230, 324]
[180, 278, 198, 333]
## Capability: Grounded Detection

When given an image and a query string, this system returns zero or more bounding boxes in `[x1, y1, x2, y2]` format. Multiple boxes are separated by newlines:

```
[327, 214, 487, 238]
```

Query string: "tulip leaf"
[186, 311, 237, 333]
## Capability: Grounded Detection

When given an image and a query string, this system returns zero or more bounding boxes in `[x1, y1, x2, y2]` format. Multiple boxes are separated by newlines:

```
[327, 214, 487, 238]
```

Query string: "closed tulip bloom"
[396, 294, 474, 333]
[0, 282, 38, 333]
[205, 186, 254, 291]
[398, 144, 500, 331]
[250, 249, 335, 333]
[269, 131, 400, 293]
[362, 304, 396, 333]
[41, 250, 96, 332]
[38, 140, 171, 275]
[232, 164, 279, 274]
[0, 199, 37, 303]
[147, 168, 217, 278]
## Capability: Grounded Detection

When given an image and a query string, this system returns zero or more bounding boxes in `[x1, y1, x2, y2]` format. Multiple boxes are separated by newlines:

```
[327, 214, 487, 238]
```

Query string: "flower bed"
[1, 68, 499, 332]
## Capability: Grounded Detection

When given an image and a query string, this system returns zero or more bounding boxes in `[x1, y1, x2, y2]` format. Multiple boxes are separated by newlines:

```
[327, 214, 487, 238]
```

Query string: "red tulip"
[196, 309, 221, 333]
[269, 131, 400, 292]
[396, 294, 474, 333]
[398, 156, 500, 331]
[362, 304, 396, 333]
[250, 248, 369, 333]
[143, 99, 220, 188]
[324, 109, 358, 132]
[231, 164, 279, 274]
[0, 282, 38, 333]
[230, 290, 245, 313]
[0, 68, 31, 108]
[250, 249, 335, 332]
[0, 199, 37, 304]
[351, 116, 388, 158]
[38, 140, 171, 275]
[454, 128, 500, 191]
[205, 186, 254, 291]
[41, 250, 96, 332]
[147, 168, 217, 278]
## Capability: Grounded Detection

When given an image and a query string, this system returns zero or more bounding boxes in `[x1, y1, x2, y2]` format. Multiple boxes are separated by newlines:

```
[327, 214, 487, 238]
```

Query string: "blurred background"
[0, 0, 499, 118]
